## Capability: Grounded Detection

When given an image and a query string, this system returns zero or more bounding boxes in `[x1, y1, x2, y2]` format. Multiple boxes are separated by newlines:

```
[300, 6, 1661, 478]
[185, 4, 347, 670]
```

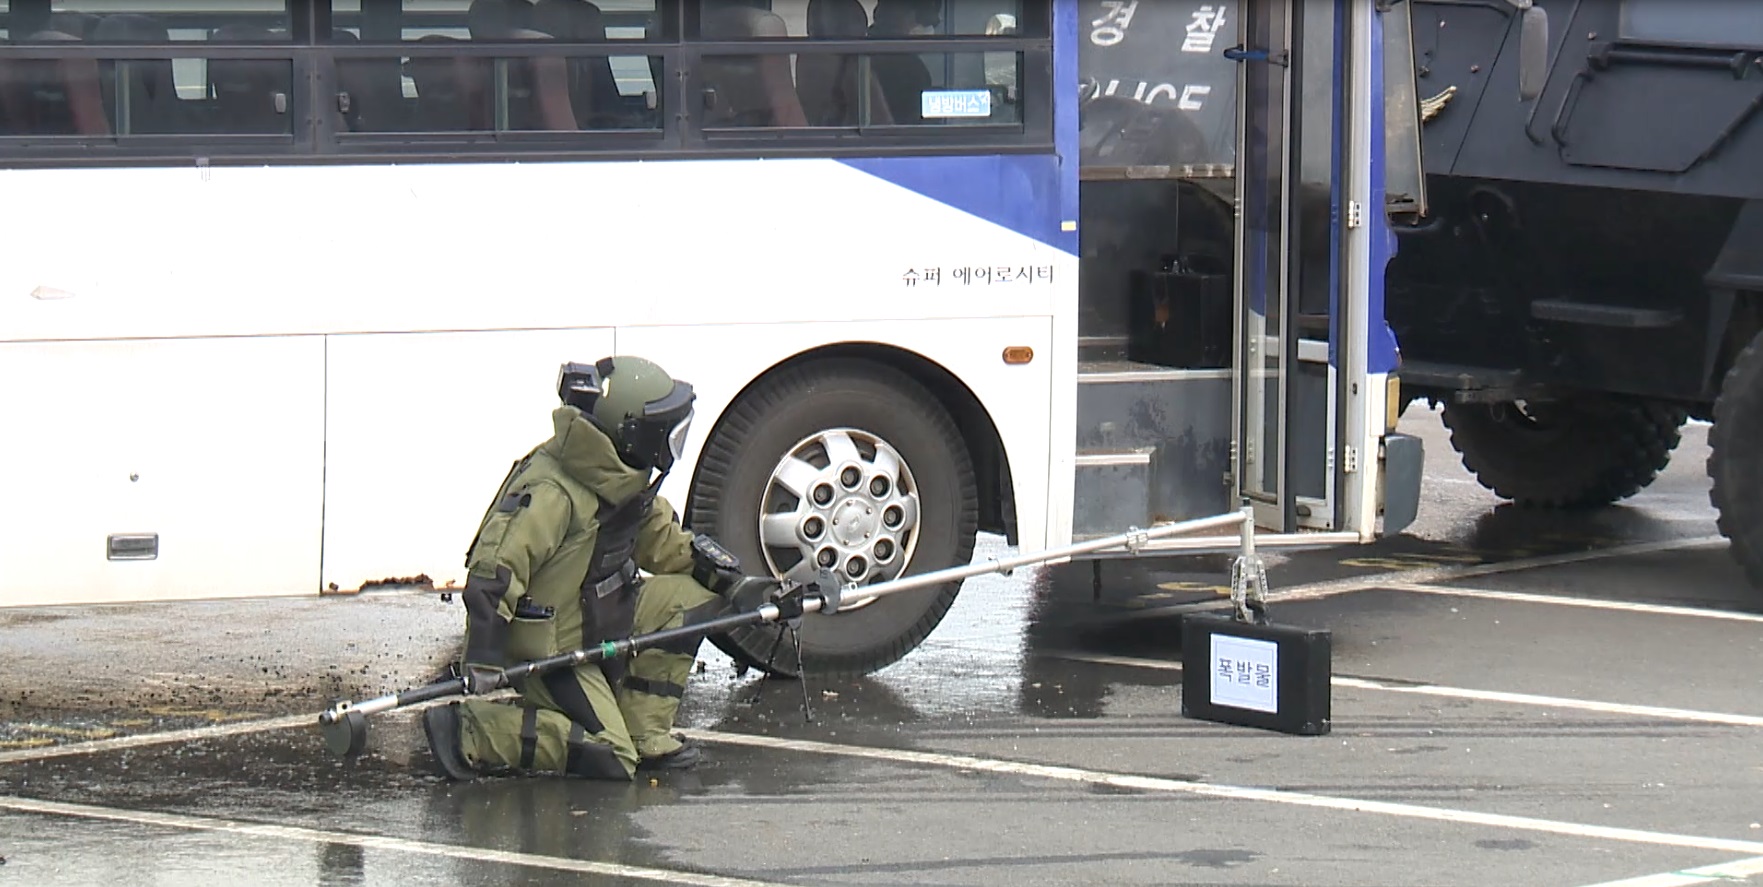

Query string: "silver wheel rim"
[757, 427, 921, 613]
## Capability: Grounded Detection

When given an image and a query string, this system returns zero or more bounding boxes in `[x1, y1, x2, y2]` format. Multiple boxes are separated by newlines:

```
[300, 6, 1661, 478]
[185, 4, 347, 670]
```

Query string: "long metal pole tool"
[316, 507, 1260, 757]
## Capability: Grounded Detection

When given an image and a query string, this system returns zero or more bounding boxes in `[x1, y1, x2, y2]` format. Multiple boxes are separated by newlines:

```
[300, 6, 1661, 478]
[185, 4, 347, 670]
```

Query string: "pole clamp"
[808, 567, 848, 614]
[1124, 526, 1150, 556]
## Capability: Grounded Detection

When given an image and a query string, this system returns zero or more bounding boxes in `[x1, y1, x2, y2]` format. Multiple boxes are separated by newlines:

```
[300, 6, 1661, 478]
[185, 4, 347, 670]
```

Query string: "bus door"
[1229, 0, 1418, 539]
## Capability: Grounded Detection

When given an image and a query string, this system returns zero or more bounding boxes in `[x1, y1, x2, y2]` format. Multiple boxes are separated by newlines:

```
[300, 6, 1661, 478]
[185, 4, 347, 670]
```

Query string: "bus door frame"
[1228, 0, 1389, 540]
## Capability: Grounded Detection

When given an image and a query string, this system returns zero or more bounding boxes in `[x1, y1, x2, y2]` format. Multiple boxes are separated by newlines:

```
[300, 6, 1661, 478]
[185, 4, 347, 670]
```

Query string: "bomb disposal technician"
[421, 356, 768, 780]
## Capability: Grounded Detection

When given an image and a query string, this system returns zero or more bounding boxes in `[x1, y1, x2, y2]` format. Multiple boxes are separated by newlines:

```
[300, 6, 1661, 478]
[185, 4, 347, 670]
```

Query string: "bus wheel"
[1440, 397, 1686, 508]
[1711, 333, 1763, 590]
[688, 358, 979, 678]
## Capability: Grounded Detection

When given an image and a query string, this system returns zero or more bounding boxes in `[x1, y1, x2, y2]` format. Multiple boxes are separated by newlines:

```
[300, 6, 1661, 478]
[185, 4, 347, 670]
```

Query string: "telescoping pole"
[317, 507, 1257, 756]
[791, 507, 1252, 616]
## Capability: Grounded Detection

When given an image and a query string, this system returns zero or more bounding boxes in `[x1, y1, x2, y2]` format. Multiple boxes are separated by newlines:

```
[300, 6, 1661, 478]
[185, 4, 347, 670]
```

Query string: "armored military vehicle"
[1384, 0, 1763, 589]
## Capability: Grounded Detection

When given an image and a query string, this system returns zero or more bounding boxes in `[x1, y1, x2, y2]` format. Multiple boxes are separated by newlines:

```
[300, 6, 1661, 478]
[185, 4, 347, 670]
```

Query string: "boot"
[422, 703, 477, 781]
[637, 734, 702, 772]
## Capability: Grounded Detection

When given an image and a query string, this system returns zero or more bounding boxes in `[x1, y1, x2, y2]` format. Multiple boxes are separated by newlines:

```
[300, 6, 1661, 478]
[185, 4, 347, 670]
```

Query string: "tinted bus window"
[694, 0, 1033, 130]
[0, 0, 295, 137]
[328, 0, 661, 132]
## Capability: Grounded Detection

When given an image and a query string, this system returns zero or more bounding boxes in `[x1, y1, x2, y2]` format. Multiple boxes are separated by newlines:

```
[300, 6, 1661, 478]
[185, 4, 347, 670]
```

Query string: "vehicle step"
[1530, 299, 1682, 329]
[1077, 336, 1130, 362]
[1399, 361, 1524, 391]
[1076, 446, 1155, 467]
[1073, 447, 1153, 538]
[1078, 359, 1210, 382]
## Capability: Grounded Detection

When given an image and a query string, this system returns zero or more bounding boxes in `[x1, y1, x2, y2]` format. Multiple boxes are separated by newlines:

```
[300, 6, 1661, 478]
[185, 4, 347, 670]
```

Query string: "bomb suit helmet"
[556, 356, 696, 473]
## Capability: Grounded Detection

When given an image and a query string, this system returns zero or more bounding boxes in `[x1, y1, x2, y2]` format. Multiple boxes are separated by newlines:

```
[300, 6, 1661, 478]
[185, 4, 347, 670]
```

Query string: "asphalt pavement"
[1, 408, 1759, 887]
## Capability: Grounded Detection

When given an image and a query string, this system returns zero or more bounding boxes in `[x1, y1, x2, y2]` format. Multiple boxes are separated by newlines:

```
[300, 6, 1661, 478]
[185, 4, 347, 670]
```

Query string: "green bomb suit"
[449, 405, 725, 779]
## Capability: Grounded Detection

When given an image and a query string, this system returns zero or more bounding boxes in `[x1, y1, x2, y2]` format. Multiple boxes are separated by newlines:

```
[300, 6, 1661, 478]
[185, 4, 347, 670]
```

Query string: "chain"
[1229, 552, 1271, 625]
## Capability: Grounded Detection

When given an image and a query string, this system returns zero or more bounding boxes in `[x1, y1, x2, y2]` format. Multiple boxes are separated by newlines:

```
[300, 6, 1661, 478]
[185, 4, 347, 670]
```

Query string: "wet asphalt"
[2, 407, 1760, 887]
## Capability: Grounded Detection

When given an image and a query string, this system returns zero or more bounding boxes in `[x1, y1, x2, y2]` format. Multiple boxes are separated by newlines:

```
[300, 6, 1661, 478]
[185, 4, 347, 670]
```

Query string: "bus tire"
[1440, 397, 1686, 509]
[1710, 333, 1763, 590]
[688, 358, 979, 678]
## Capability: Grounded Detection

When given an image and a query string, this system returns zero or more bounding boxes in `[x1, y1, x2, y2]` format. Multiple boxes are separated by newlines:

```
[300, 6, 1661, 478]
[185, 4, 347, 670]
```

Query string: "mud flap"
[1381, 432, 1424, 536]
[1179, 613, 1332, 736]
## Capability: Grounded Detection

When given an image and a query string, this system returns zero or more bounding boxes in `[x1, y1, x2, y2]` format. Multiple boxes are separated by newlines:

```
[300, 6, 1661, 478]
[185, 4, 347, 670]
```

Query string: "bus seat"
[92, 14, 180, 134]
[797, 0, 869, 127]
[504, 28, 579, 131]
[468, 0, 535, 40]
[867, 0, 934, 125]
[533, 0, 624, 128]
[532, 0, 604, 41]
[407, 35, 490, 131]
[207, 24, 290, 133]
[2, 31, 111, 136]
[328, 28, 373, 132]
[699, 4, 806, 128]
[49, 12, 101, 38]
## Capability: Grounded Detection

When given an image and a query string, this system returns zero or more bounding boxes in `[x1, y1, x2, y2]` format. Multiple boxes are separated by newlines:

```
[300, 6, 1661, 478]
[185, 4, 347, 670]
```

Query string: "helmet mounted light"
[556, 361, 604, 412]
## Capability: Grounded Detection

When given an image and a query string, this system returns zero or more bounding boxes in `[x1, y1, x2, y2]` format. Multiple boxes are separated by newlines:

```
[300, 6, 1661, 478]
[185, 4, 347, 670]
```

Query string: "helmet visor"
[667, 409, 694, 463]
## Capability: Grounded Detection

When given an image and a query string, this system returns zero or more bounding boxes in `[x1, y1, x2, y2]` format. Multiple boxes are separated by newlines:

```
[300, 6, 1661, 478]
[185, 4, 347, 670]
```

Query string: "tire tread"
[1710, 334, 1763, 590]
[1440, 398, 1685, 509]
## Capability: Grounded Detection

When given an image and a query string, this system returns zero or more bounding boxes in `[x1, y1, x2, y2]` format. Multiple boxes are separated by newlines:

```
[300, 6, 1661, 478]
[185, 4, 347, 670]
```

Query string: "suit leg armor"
[618, 574, 726, 758]
[455, 660, 641, 779]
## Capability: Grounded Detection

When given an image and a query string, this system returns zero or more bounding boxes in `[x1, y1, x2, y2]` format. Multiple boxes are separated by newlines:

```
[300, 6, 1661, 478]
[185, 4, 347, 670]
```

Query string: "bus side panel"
[319, 328, 615, 594]
[0, 337, 325, 606]
[617, 316, 1055, 555]
[0, 161, 1062, 345]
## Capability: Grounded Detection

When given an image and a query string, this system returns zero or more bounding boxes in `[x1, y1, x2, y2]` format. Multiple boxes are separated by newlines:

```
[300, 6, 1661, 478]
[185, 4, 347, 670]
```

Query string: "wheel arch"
[681, 342, 1019, 545]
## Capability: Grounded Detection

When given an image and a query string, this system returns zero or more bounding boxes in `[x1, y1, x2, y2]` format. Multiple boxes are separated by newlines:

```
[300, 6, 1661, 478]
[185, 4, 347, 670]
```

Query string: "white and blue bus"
[0, 0, 1426, 674]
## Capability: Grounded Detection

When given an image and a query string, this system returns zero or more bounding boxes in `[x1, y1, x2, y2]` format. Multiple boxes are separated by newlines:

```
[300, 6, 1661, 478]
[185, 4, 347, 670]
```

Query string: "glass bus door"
[1230, 0, 1392, 538]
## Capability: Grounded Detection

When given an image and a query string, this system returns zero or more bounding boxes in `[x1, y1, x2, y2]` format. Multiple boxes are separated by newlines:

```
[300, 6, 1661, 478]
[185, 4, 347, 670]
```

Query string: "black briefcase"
[1180, 612, 1332, 736]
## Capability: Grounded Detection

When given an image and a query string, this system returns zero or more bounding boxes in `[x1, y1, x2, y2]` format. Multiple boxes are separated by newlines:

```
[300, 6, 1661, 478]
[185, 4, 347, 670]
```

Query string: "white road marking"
[1385, 583, 1763, 624]
[1115, 535, 1730, 621]
[0, 795, 790, 887]
[1042, 651, 1763, 728]
[1576, 855, 1763, 887]
[683, 728, 1763, 856]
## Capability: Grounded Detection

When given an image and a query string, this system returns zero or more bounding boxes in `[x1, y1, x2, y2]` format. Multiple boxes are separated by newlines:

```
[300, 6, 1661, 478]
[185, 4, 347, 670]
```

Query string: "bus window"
[1, 0, 291, 41]
[1621, 0, 1763, 49]
[0, 0, 294, 137]
[328, 0, 662, 132]
[693, 0, 1033, 130]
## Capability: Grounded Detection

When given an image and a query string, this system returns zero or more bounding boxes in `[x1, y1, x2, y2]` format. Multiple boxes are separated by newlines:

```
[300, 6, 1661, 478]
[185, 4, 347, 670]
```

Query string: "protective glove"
[462, 662, 505, 695]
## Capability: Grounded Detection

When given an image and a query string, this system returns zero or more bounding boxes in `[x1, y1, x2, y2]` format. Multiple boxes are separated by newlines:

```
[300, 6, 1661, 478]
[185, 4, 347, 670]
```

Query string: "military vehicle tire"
[1440, 397, 1686, 508]
[688, 358, 979, 678]
[1710, 333, 1763, 590]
